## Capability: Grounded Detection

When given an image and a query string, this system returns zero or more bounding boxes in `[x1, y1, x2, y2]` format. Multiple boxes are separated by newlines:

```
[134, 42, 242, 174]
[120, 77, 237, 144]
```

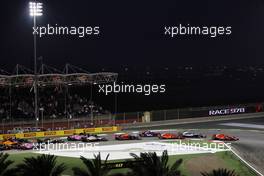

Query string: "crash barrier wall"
[0, 102, 263, 132]
[121, 112, 264, 130]
[0, 126, 120, 140]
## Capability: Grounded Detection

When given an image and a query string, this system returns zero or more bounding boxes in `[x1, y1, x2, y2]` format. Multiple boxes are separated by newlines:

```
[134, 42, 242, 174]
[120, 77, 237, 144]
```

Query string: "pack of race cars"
[0, 130, 239, 151]
[67, 133, 108, 142]
[0, 138, 40, 150]
[113, 130, 238, 141]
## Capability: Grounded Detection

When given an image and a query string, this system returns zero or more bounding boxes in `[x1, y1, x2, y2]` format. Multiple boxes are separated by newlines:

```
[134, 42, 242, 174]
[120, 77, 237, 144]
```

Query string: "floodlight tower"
[29, 1, 43, 126]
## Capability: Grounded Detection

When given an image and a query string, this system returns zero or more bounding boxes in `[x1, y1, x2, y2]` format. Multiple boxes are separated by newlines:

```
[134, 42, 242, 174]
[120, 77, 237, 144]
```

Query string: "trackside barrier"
[0, 126, 121, 140]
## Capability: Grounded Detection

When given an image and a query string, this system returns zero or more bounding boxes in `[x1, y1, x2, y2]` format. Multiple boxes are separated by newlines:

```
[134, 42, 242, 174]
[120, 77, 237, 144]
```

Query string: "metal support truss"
[0, 64, 118, 88]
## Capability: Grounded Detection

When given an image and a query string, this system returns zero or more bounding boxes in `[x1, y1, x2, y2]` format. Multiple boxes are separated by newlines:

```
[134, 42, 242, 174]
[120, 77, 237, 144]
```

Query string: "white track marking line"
[220, 123, 264, 129]
[224, 142, 263, 176]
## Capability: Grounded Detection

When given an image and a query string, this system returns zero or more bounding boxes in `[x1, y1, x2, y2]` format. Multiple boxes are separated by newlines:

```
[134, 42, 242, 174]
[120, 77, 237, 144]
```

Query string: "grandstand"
[0, 64, 118, 132]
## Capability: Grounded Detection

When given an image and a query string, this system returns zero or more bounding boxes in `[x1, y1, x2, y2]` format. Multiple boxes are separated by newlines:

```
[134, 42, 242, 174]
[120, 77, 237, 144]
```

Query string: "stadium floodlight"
[29, 1, 44, 127]
[29, 2, 43, 16]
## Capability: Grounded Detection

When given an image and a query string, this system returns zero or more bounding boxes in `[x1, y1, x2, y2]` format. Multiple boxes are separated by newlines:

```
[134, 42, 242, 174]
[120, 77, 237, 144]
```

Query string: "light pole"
[89, 82, 97, 126]
[29, 1, 43, 127]
[68, 114, 72, 129]
[39, 107, 44, 129]
[114, 90, 117, 125]
[2, 119, 5, 133]
[89, 104, 95, 126]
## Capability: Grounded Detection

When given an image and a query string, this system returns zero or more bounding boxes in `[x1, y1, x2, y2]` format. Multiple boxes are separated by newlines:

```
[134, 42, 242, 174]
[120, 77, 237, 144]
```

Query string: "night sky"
[1, 0, 264, 72]
[1, 1, 264, 112]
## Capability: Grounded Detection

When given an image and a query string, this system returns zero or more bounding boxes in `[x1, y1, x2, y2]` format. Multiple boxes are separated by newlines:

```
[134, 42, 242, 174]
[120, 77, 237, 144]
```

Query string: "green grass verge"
[6, 151, 257, 176]
[216, 151, 257, 176]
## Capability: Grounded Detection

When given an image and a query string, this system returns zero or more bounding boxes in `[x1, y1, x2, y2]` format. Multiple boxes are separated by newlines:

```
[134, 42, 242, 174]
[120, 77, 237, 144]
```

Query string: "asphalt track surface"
[125, 116, 264, 175]
[5, 116, 264, 175]
[125, 116, 264, 130]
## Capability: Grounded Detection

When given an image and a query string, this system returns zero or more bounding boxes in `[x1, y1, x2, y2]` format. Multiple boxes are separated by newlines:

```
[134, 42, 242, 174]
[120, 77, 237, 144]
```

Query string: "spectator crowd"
[0, 88, 108, 120]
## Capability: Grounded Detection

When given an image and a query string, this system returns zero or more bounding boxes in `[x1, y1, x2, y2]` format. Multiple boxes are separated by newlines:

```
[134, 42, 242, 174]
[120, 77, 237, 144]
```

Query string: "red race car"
[115, 133, 141, 140]
[212, 134, 239, 141]
[159, 133, 185, 139]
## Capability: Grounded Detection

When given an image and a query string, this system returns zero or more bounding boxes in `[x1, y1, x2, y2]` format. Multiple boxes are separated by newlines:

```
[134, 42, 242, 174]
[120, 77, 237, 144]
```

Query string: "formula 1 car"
[81, 135, 108, 142]
[159, 133, 185, 139]
[14, 139, 35, 150]
[0, 139, 37, 150]
[212, 134, 239, 141]
[67, 134, 87, 141]
[139, 130, 160, 137]
[18, 142, 35, 150]
[115, 133, 141, 140]
[49, 138, 65, 144]
[182, 131, 206, 138]
[38, 138, 65, 144]
[0, 139, 18, 149]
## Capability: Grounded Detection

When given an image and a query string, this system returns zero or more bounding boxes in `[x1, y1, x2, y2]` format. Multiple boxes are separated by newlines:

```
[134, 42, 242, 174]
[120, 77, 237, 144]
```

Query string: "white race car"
[182, 131, 206, 138]
[81, 135, 108, 142]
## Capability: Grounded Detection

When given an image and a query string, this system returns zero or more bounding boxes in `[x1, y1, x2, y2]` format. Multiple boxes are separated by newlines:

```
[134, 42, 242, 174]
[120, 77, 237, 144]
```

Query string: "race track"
[4, 116, 264, 175]
[124, 116, 264, 175]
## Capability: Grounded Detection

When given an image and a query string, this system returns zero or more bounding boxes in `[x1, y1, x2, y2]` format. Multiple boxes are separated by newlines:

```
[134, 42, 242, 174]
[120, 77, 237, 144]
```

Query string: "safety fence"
[114, 102, 263, 122]
[0, 102, 263, 133]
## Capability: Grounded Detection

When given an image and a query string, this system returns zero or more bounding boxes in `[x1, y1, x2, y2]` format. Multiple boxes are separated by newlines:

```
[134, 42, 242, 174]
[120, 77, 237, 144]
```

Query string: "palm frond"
[0, 153, 15, 176]
[74, 154, 111, 176]
[72, 167, 91, 176]
[201, 168, 239, 176]
[16, 154, 66, 176]
[128, 150, 183, 176]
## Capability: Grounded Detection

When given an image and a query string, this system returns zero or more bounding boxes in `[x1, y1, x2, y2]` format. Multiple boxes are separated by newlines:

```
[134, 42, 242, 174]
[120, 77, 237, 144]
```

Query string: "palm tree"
[0, 152, 17, 176]
[16, 154, 66, 176]
[72, 153, 111, 176]
[128, 150, 183, 176]
[201, 168, 239, 176]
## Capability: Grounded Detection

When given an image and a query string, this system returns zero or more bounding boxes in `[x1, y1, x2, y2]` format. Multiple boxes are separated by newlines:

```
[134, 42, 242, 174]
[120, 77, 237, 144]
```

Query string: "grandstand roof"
[0, 64, 118, 87]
